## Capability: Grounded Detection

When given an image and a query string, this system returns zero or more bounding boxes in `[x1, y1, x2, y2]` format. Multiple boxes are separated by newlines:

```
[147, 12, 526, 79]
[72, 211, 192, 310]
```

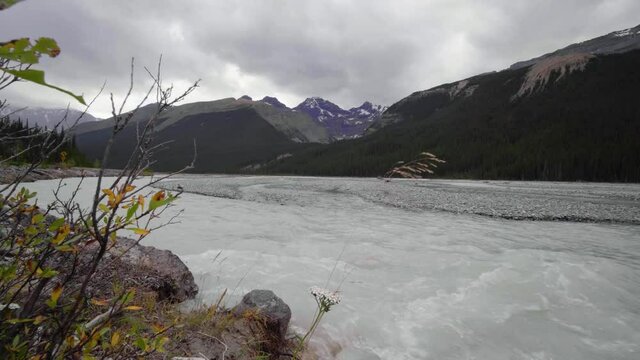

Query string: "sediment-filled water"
[19, 176, 640, 360]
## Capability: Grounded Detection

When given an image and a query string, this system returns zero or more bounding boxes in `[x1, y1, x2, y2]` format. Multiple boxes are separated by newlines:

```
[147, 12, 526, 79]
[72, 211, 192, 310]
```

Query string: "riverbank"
[86, 237, 298, 359]
[158, 175, 640, 225]
[0, 165, 122, 183]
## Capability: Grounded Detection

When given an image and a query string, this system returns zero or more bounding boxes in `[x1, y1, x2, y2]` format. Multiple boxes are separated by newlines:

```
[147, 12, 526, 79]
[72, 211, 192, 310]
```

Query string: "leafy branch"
[0, 38, 85, 104]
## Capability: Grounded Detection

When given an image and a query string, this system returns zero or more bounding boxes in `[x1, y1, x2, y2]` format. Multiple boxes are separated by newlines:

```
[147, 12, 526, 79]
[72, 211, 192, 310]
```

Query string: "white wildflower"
[310, 286, 341, 311]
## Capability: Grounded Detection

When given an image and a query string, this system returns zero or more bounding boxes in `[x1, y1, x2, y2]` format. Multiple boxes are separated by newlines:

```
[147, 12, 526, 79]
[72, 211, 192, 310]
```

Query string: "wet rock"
[233, 289, 291, 339]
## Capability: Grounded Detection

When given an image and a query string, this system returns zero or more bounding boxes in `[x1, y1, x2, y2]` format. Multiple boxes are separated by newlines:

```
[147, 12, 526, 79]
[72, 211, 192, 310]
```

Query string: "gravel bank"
[159, 175, 640, 225]
[0, 165, 122, 184]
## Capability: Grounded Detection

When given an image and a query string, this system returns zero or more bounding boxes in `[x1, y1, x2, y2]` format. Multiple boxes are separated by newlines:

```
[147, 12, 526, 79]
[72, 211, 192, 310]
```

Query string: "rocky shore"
[159, 175, 640, 225]
[101, 238, 296, 359]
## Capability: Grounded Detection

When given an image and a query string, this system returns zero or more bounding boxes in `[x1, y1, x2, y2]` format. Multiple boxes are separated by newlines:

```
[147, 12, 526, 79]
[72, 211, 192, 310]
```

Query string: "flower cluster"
[310, 286, 341, 312]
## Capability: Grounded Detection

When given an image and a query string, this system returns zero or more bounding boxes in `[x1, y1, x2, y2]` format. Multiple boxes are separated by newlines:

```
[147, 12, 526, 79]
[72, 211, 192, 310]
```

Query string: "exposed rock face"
[514, 53, 594, 99]
[233, 289, 291, 338]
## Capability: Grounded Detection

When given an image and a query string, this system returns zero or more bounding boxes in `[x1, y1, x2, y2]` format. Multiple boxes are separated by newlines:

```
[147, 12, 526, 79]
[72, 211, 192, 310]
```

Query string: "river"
[19, 176, 640, 360]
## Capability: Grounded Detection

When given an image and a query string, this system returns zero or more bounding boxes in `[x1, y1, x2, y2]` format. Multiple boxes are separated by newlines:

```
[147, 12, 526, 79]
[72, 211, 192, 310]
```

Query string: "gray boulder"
[233, 289, 291, 338]
[106, 237, 198, 302]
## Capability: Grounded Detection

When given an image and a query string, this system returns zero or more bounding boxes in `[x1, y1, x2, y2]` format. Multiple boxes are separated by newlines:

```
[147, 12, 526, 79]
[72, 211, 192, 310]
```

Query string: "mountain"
[0, 106, 98, 129]
[510, 24, 640, 69]
[259, 96, 288, 109]
[258, 25, 640, 182]
[73, 97, 330, 172]
[293, 97, 387, 139]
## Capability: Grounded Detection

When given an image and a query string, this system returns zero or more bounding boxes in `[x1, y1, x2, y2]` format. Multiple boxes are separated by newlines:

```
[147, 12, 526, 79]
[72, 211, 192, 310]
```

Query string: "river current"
[20, 176, 640, 360]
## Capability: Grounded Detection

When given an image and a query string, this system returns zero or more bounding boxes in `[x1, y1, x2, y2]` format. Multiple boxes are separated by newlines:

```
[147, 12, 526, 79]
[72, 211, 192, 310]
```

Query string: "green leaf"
[24, 225, 37, 236]
[55, 244, 77, 253]
[126, 202, 139, 222]
[155, 336, 169, 353]
[47, 284, 63, 309]
[0, 68, 86, 105]
[127, 227, 150, 236]
[0, 1, 19, 11]
[0, 37, 60, 63]
[122, 289, 135, 304]
[37, 268, 58, 278]
[32, 37, 60, 57]
[31, 213, 44, 224]
[98, 203, 110, 213]
[0, 38, 35, 63]
[12, 334, 20, 347]
[149, 195, 176, 212]
[25, 189, 37, 199]
[48, 217, 65, 232]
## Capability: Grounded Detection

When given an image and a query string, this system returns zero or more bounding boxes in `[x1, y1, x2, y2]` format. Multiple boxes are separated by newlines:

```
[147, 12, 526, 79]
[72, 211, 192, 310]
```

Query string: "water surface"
[21, 176, 640, 360]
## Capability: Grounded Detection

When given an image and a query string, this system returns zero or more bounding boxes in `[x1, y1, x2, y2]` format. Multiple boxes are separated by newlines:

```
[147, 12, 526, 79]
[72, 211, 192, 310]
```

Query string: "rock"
[109, 237, 198, 302]
[233, 289, 291, 339]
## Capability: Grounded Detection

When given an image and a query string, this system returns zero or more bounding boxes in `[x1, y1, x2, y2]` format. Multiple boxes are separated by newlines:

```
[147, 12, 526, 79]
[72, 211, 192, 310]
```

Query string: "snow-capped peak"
[294, 97, 386, 139]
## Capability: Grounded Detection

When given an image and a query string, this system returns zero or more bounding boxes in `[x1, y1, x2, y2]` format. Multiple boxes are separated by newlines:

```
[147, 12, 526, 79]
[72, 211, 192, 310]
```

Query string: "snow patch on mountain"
[0, 106, 98, 129]
[613, 27, 640, 37]
[294, 98, 387, 139]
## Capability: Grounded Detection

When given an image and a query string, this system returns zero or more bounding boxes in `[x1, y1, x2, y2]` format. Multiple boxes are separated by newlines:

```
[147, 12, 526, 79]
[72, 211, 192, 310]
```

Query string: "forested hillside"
[73, 98, 325, 172]
[259, 50, 640, 182]
[0, 117, 89, 166]
[75, 106, 315, 172]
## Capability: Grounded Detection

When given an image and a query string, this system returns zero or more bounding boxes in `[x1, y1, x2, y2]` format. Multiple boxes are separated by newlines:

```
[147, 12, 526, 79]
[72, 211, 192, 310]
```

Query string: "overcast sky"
[1, 0, 639, 118]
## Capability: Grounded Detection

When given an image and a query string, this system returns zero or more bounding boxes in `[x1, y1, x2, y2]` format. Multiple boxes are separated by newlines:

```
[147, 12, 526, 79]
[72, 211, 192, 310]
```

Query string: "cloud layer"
[1, 0, 639, 117]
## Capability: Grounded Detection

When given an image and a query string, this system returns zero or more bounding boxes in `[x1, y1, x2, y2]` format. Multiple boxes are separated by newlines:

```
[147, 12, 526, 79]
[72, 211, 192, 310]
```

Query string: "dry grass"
[384, 152, 445, 179]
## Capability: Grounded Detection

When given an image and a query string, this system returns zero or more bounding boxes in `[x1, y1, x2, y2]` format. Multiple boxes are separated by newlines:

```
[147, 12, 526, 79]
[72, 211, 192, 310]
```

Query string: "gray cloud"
[1, 0, 639, 118]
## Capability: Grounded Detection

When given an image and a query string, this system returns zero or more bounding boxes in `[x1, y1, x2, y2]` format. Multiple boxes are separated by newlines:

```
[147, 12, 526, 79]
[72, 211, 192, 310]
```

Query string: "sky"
[1, 0, 639, 118]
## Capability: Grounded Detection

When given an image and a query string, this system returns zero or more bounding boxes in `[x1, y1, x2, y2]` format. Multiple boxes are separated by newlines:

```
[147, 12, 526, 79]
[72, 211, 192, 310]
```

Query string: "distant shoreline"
[0, 165, 121, 184]
[158, 175, 640, 226]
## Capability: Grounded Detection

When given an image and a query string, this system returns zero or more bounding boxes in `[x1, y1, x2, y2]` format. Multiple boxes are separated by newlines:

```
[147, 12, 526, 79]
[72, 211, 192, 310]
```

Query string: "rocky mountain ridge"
[239, 95, 388, 139]
[510, 24, 640, 69]
[293, 97, 387, 139]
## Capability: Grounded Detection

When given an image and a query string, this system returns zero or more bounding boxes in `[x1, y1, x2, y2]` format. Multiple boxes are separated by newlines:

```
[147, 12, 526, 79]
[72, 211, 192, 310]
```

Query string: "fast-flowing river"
[19, 176, 640, 360]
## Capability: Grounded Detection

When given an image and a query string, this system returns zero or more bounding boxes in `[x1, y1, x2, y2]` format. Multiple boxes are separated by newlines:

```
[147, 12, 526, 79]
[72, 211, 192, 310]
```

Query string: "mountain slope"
[511, 24, 640, 69]
[259, 31, 640, 182]
[74, 97, 327, 172]
[0, 106, 98, 129]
